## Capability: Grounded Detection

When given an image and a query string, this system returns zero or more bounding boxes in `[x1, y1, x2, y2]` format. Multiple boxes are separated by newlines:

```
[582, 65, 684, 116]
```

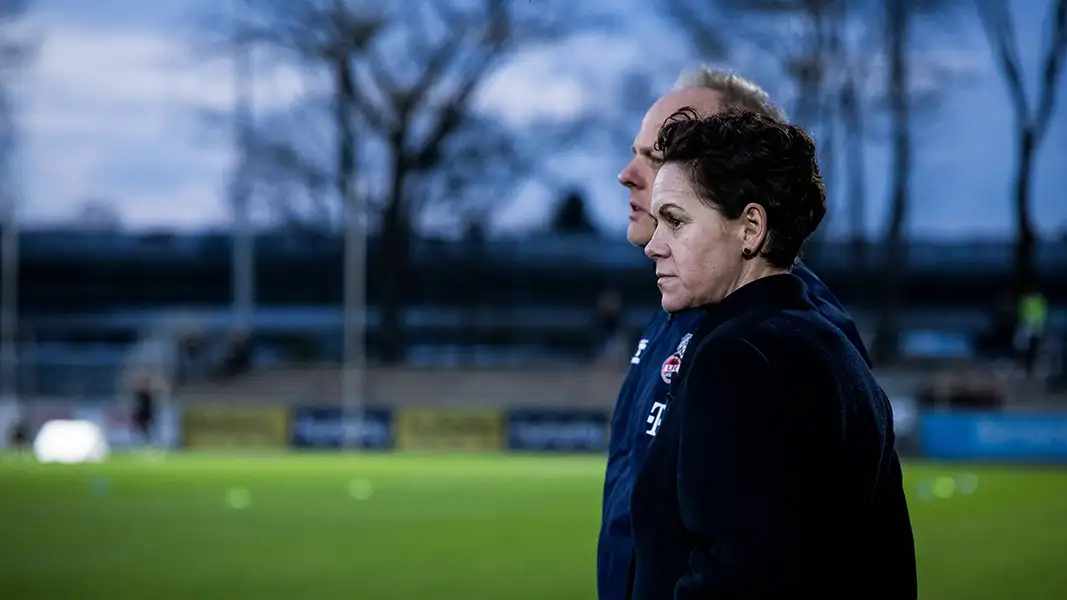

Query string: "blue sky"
[10, 0, 1067, 239]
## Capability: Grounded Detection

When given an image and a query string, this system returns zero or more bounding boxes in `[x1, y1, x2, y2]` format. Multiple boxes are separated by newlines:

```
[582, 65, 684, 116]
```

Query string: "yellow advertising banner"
[182, 406, 289, 449]
[394, 409, 504, 452]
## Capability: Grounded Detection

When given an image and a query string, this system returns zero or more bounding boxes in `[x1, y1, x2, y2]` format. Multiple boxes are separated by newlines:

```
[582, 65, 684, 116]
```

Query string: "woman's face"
[644, 163, 755, 312]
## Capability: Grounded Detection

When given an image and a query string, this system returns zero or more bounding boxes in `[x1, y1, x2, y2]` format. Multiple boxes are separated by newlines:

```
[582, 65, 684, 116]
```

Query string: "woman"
[628, 108, 917, 599]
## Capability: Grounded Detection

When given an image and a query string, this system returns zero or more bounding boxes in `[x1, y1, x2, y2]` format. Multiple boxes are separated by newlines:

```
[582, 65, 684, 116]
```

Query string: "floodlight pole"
[231, 0, 255, 333]
[0, 190, 17, 408]
[341, 183, 367, 449]
[337, 54, 366, 449]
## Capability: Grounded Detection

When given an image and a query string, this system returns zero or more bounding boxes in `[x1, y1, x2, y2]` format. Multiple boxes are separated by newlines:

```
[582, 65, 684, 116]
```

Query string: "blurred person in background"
[218, 330, 252, 378]
[1015, 285, 1048, 379]
[7, 417, 29, 454]
[977, 289, 1017, 360]
[595, 288, 627, 364]
[596, 66, 873, 600]
[630, 108, 916, 599]
[131, 372, 156, 448]
[176, 328, 207, 384]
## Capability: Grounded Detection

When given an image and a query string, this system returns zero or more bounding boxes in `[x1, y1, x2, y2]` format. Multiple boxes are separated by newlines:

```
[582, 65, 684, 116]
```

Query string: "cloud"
[15, 16, 641, 231]
[11, 5, 1067, 239]
[476, 52, 590, 127]
[16, 18, 307, 228]
[475, 31, 671, 128]
[476, 37, 595, 126]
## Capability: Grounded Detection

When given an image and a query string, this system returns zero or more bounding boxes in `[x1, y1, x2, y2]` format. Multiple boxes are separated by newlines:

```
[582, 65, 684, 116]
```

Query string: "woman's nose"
[645, 236, 666, 260]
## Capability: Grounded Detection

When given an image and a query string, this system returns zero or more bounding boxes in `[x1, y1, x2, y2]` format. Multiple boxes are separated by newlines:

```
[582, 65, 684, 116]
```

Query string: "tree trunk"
[873, 0, 911, 364]
[1012, 126, 1037, 298]
[378, 137, 410, 364]
[841, 78, 867, 281]
[811, 93, 836, 248]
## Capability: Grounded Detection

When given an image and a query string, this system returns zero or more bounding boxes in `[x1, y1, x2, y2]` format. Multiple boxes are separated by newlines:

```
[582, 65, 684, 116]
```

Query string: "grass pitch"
[1, 453, 1065, 599]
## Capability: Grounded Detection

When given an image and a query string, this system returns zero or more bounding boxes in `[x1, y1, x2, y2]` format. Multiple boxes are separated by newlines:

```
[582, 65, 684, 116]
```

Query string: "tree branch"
[199, 0, 585, 236]
[975, 0, 1031, 128]
[658, 0, 731, 60]
[1033, 0, 1067, 139]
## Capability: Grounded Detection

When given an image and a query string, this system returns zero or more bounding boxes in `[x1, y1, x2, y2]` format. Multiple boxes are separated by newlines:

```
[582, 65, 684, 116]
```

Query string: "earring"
[742, 248, 754, 258]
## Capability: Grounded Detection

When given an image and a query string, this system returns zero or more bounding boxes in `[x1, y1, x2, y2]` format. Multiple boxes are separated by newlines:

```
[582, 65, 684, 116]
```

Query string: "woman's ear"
[740, 202, 768, 257]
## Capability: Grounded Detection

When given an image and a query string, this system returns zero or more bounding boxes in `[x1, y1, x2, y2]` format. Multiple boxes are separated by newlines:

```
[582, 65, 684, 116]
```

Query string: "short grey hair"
[674, 65, 787, 122]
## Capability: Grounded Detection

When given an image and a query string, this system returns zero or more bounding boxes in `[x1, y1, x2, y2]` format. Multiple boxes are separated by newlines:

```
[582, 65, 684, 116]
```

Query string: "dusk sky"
[11, 0, 1067, 239]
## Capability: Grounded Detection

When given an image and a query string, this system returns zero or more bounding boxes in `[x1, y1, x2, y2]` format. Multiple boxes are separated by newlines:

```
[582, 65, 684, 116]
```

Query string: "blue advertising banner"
[919, 411, 1067, 462]
[290, 407, 393, 449]
[506, 409, 610, 452]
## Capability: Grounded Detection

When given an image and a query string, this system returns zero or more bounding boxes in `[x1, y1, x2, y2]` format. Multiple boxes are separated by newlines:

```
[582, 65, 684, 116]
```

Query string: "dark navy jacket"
[629, 273, 916, 599]
[596, 263, 870, 600]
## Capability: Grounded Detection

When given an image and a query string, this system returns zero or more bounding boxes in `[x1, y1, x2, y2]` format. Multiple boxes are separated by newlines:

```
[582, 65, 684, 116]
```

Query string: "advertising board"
[182, 405, 289, 449]
[919, 411, 1067, 462]
[290, 407, 393, 449]
[394, 409, 504, 452]
[506, 409, 610, 452]
[72, 403, 181, 449]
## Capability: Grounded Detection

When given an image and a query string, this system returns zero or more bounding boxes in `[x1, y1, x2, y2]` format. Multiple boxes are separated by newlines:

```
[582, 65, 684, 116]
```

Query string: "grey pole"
[342, 185, 367, 449]
[231, 0, 255, 332]
[0, 190, 17, 409]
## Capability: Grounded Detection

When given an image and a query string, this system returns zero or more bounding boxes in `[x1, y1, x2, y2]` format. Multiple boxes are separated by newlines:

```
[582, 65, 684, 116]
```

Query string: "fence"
[183, 405, 611, 453]
[5, 395, 1067, 463]
[1, 401, 611, 454]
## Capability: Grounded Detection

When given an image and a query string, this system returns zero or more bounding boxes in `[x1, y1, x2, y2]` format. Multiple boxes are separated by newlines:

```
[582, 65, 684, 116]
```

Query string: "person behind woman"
[629, 108, 917, 600]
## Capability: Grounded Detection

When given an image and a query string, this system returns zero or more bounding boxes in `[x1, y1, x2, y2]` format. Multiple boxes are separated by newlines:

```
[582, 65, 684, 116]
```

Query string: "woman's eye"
[665, 214, 682, 227]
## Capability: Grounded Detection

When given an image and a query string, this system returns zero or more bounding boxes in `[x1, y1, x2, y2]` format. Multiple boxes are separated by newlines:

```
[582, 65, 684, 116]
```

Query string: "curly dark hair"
[654, 107, 826, 268]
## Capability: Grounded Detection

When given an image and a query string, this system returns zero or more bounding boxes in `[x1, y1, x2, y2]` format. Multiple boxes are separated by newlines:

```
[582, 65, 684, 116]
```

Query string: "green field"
[1, 453, 1065, 600]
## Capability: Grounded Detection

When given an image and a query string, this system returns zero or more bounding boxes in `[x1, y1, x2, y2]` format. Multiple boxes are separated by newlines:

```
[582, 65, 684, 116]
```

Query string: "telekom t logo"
[645, 402, 667, 437]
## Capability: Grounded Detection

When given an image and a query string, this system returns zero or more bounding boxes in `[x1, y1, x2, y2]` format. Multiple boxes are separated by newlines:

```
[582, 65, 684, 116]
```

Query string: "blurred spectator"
[7, 418, 28, 452]
[176, 329, 207, 384]
[595, 289, 627, 364]
[977, 290, 1017, 359]
[1015, 287, 1048, 379]
[217, 330, 252, 378]
[131, 372, 156, 447]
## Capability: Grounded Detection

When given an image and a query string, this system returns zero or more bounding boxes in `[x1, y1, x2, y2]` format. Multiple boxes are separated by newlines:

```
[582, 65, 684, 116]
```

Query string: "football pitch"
[1, 453, 1065, 600]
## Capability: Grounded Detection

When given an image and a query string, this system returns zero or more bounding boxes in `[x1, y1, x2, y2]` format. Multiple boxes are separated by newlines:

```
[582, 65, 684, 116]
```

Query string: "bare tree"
[869, 0, 960, 363]
[662, 0, 855, 243]
[836, 9, 876, 268]
[247, 135, 336, 232]
[410, 114, 532, 234]
[662, 0, 961, 361]
[201, 0, 580, 362]
[871, 0, 913, 363]
[349, 0, 571, 362]
[975, 0, 1067, 297]
[810, 2, 886, 266]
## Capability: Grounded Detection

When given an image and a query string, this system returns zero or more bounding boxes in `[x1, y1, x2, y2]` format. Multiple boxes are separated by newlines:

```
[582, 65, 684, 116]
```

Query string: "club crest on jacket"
[660, 333, 692, 384]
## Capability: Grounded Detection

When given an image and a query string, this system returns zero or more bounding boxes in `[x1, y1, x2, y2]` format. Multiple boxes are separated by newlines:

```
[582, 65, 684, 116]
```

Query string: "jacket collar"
[698, 272, 815, 332]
